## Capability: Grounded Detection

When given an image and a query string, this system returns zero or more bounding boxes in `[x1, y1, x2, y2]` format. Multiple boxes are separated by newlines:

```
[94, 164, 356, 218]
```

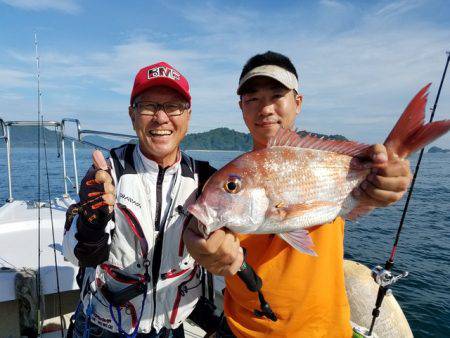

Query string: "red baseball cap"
[130, 61, 191, 105]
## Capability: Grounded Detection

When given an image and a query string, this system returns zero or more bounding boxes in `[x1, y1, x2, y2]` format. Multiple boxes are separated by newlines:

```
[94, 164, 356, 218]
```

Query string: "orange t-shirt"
[224, 217, 353, 338]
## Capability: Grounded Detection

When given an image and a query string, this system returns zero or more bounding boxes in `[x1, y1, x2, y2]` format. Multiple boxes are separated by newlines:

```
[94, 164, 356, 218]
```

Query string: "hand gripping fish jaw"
[184, 204, 278, 321]
[237, 250, 277, 322]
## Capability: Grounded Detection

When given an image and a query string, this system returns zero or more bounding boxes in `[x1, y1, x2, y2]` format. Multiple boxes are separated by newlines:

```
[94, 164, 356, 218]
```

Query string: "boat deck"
[0, 197, 78, 302]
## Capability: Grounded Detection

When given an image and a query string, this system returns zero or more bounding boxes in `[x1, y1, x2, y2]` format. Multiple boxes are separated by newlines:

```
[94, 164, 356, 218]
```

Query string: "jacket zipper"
[150, 166, 166, 329]
[100, 263, 144, 284]
[169, 266, 198, 325]
[161, 268, 190, 280]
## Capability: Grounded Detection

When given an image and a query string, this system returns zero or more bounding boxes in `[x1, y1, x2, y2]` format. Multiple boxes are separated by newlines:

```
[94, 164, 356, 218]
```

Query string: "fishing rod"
[35, 32, 43, 337]
[367, 51, 450, 336]
[34, 34, 64, 337]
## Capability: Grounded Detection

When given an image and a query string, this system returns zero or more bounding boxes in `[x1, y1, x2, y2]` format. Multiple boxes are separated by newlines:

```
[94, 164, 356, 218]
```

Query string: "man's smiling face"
[129, 86, 191, 165]
[239, 77, 302, 149]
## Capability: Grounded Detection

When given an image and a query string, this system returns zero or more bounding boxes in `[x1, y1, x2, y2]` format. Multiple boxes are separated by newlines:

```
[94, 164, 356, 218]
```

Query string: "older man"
[63, 62, 216, 337]
[184, 51, 412, 338]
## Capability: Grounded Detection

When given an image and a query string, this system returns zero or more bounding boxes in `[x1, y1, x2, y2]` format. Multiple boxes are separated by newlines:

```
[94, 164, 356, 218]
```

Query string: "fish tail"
[384, 83, 450, 158]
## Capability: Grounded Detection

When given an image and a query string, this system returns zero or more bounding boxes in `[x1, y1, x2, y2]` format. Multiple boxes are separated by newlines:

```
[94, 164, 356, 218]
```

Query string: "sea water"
[0, 146, 449, 337]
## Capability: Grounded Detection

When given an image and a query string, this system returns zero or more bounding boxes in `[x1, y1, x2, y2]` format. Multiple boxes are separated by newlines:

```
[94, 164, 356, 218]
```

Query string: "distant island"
[181, 128, 347, 151]
[181, 128, 253, 151]
[0, 125, 125, 149]
[428, 146, 450, 153]
[0, 126, 347, 151]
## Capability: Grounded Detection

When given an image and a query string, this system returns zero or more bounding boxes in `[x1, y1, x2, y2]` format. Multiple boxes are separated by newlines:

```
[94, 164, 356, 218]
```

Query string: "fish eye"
[224, 175, 241, 194]
[227, 181, 237, 191]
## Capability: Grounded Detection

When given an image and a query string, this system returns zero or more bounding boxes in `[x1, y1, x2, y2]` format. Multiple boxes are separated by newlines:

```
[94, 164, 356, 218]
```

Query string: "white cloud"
[320, 0, 347, 8]
[375, 0, 424, 18]
[0, 68, 32, 89]
[0, 91, 24, 101]
[166, 1, 256, 35]
[1, 0, 80, 13]
[1, 1, 449, 147]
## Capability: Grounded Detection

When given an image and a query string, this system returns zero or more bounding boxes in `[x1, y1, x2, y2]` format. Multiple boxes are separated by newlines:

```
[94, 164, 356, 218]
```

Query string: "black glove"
[77, 166, 114, 228]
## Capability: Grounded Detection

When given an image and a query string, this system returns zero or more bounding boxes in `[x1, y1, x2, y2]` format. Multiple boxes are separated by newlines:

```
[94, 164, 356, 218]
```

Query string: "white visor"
[237, 65, 299, 95]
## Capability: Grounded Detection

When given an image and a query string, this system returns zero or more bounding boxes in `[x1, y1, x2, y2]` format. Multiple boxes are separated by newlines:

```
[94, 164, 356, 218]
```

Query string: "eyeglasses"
[133, 101, 190, 117]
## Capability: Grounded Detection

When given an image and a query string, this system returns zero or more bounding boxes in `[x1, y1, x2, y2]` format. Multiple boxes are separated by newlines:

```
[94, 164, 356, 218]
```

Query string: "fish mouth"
[188, 202, 214, 238]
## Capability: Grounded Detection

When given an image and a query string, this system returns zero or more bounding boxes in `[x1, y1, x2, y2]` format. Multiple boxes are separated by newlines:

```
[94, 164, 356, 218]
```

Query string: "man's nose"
[259, 100, 276, 116]
[154, 109, 170, 124]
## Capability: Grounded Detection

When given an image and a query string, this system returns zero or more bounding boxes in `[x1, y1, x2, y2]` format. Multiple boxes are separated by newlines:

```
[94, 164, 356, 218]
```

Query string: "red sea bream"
[188, 85, 450, 256]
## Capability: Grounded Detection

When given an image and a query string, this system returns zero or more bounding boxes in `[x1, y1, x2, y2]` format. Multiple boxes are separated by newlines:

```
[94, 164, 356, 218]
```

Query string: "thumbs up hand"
[78, 150, 115, 227]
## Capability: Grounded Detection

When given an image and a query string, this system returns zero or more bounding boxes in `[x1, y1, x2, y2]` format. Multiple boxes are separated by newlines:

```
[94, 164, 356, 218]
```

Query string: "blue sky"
[1, 0, 449, 147]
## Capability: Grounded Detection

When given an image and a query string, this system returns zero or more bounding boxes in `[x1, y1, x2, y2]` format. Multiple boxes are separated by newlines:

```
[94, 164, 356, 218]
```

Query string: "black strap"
[191, 158, 217, 303]
[194, 159, 215, 193]
[110, 143, 137, 183]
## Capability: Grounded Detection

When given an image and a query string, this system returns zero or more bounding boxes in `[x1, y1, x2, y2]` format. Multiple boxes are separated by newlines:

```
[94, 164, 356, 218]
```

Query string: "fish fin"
[384, 84, 450, 158]
[279, 230, 317, 256]
[268, 128, 371, 157]
[269, 201, 335, 220]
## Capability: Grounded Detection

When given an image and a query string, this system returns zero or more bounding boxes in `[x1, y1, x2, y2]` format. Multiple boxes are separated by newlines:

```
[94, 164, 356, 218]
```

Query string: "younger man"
[184, 51, 412, 337]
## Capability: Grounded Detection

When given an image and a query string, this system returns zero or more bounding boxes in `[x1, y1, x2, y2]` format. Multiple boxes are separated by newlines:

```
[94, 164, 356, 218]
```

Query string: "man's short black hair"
[239, 51, 298, 81]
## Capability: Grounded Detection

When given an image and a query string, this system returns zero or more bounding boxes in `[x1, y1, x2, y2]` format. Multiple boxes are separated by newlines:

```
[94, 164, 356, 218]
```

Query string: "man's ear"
[129, 106, 136, 130]
[295, 93, 303, 116]
[186, 108, 192, 121]
[238, 99, 243, 111]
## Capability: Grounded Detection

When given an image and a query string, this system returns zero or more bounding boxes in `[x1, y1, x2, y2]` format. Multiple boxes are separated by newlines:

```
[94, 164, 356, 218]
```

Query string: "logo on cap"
[148, 66, 180, 81]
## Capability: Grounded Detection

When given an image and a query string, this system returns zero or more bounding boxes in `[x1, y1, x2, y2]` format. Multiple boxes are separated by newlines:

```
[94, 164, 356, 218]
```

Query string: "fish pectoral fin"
[269, 201, 335, 221]
[279, 230, 317, 256]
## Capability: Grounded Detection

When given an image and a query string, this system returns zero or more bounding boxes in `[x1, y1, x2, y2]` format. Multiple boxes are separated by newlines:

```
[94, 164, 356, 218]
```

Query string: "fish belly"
[255, 147, 367, 232]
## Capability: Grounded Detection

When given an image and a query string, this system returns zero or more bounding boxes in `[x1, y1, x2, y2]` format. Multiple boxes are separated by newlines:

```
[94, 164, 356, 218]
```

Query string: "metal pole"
[6, 126, 13, 202]
[61, 138, 68, 196]
[72, 141, 79, 193]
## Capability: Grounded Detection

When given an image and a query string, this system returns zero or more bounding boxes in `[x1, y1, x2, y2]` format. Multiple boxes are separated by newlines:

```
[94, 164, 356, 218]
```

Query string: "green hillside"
[1, 126, 347, 150]
[428, 146, 450, 153]
[0, 125, 60, 147]
[181, 128, 253, 151]
[0, 126, 126, 149]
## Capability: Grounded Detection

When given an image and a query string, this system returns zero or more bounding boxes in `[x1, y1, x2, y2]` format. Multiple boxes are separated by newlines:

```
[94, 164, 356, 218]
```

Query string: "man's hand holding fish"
[353, 144, 412, 207]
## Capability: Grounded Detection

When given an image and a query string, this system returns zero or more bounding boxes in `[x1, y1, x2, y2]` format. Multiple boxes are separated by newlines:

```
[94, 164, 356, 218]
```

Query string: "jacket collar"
[137, 145, 181, 175]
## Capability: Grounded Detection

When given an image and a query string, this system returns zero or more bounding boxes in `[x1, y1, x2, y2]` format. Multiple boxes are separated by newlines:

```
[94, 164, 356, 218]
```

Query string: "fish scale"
[257, 148, 366, 212]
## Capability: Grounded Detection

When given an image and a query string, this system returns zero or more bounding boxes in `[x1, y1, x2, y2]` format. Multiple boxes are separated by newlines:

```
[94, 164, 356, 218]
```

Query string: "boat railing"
[0, 118, 137, 202]
[0, 119, 6, 141]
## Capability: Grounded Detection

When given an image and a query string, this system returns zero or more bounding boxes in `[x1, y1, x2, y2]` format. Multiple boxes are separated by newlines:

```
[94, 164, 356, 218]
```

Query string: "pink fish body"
[188, 84, 450, 255]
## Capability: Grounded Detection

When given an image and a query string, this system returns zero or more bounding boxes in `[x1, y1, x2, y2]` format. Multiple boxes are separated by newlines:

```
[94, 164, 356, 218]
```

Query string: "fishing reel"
[371, 265, 408, 288]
